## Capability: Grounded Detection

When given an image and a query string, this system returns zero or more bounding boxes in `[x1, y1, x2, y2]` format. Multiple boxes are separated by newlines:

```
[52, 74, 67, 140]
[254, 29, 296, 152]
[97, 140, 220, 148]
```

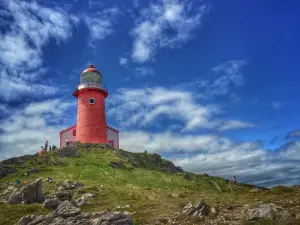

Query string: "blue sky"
[1, 0, 300, 187]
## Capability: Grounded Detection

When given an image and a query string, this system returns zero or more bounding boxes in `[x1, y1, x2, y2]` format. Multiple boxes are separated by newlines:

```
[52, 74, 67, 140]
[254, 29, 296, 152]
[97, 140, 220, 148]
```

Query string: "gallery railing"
[74, 82, 108, 92]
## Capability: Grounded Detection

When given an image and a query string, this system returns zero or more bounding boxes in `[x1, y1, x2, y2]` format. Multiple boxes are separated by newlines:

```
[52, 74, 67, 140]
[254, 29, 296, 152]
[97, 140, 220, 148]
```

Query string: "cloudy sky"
[1, 0, 300, 187]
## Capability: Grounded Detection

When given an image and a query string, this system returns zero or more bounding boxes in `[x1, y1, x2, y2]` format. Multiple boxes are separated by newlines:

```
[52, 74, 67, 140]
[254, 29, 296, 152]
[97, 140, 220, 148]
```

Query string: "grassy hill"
[0, 143, 299, 225]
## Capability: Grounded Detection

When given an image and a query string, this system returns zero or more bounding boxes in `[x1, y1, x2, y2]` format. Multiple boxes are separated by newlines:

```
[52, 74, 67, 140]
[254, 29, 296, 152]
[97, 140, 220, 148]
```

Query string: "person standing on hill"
[49, 146, 52, 151]
[45, 140, 48, 151]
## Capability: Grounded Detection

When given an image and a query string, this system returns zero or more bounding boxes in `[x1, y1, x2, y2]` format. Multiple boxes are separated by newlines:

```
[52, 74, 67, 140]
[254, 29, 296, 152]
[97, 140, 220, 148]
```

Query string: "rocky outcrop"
[110, 161, 126, 169]
[1, 154, 37, 166]
[8, 178, 44, 204]
[247, 203, 291, 222]
[0, 163, 17, 178]
[16, 200, 133, 225]
[127, 152, 184, 174]
[182, 200, 217, 218]
[54, 145, 81, 158]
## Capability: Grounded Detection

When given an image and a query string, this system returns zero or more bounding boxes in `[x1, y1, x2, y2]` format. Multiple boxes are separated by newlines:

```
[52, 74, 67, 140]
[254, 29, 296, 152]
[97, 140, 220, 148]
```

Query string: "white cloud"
[130, 0, 209, 63]
[0, 99, 76, 160]
[0, 69, 58, 101]
[84, 7, 120, 43]
[107, 86, 255, 131]
[0, 0, 78, 101]
[285, 130, 300, 139]
[119, 57, 128, 66]
[120, 130, 233, 153]
[219, 120, 257, 131]
[119, 129, 300, 187]
[174, 59, 248, 102]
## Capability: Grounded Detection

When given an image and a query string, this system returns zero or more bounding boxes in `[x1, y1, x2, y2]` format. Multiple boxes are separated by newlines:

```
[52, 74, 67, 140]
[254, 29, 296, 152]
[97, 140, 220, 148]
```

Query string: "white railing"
[74, 82, 108, 92]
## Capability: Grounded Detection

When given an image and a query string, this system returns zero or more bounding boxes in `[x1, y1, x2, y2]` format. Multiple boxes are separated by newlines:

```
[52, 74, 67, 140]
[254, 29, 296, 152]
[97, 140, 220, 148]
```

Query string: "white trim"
[89, 98, 95, 104]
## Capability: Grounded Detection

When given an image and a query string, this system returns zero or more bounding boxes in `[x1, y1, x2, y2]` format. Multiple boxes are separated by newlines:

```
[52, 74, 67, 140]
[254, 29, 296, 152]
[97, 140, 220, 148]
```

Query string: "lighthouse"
[59, 64, 119, 149]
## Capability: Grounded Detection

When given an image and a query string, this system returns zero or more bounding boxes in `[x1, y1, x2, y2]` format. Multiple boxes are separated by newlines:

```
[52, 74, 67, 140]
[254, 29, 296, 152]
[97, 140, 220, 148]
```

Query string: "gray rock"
[1, 154, 37, 165]
[182, 200, 217, 218]
[248, 203, 291, 221]
[75, 193, 95, 207]
[5, 166, 17, 174]
[16, 215, 36, 225]
[194, 200, 210, 216]
[57, 187, 65, 192]
[210, 207, 218, 215]
[16, 209, 133, 225]
[13, 178, 44, 204]
[110, 161, 126, 169]
[55, 190, 72, 201]
[62, 180, 84, 190]
[168, 192, 179, 198]
[21, 183, 37, 204]
[8, 191, 22, 204]
[43, 198, 60, 209]
[182, 202, 195, 215]
[57, 200, 81, 218]
[166, 164, 178, 174]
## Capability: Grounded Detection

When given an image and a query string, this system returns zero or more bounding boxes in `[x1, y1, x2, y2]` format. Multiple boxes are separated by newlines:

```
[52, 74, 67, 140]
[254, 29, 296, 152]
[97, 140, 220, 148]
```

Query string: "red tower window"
[73, 129, 76, 136]
[89, 98, 95, 104]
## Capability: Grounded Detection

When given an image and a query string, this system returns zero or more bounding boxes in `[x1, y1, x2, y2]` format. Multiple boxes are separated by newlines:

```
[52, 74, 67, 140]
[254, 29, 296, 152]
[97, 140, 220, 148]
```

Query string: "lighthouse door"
[108, 140, 114, 148]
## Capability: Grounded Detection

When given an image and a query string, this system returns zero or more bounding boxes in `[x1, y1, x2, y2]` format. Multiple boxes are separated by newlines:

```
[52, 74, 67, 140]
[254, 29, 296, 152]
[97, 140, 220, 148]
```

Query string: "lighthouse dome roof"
[81, 64, 102, 76]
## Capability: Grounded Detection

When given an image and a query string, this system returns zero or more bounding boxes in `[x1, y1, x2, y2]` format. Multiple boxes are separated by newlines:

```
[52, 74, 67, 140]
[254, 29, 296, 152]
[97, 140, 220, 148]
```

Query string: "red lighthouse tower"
[73, 64, 108, 144]
[59, 64, 119, 149]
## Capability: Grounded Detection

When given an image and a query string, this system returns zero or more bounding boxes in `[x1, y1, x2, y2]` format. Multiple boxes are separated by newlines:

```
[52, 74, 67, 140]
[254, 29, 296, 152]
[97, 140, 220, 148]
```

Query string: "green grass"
[1, 144, 299, 225]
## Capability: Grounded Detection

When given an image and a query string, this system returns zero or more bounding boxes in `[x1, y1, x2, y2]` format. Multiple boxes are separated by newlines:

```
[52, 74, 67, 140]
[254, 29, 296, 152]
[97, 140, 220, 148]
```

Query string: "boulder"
[55, 190, 72, 201]
[182, 200, 217, 218]
[75, 193, 95, 206]
[8, 191, 22, 204]
[43, 198, 61, 209]
[57, 187, 65, 192]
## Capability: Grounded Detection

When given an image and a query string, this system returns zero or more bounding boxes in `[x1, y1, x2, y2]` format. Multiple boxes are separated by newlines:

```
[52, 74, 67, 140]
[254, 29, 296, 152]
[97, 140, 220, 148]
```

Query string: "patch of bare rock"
[8, 178, 44, 204]
[182, 200, 218, 218]
[176, 200, 297, 225]
[16, 200, 133, 225]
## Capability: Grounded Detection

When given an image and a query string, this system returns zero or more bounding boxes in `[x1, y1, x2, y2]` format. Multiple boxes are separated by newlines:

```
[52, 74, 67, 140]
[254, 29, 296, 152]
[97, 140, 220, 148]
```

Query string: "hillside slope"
[0, 143, 299, 225]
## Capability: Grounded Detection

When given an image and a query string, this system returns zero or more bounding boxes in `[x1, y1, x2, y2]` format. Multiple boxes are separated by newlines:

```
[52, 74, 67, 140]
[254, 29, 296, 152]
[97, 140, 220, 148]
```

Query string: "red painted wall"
[76, 89, 107, 144]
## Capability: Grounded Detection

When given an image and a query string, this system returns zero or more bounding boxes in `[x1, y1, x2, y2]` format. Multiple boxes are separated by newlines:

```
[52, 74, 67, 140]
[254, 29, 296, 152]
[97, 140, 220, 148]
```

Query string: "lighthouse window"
[89, 98, 95, 104]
